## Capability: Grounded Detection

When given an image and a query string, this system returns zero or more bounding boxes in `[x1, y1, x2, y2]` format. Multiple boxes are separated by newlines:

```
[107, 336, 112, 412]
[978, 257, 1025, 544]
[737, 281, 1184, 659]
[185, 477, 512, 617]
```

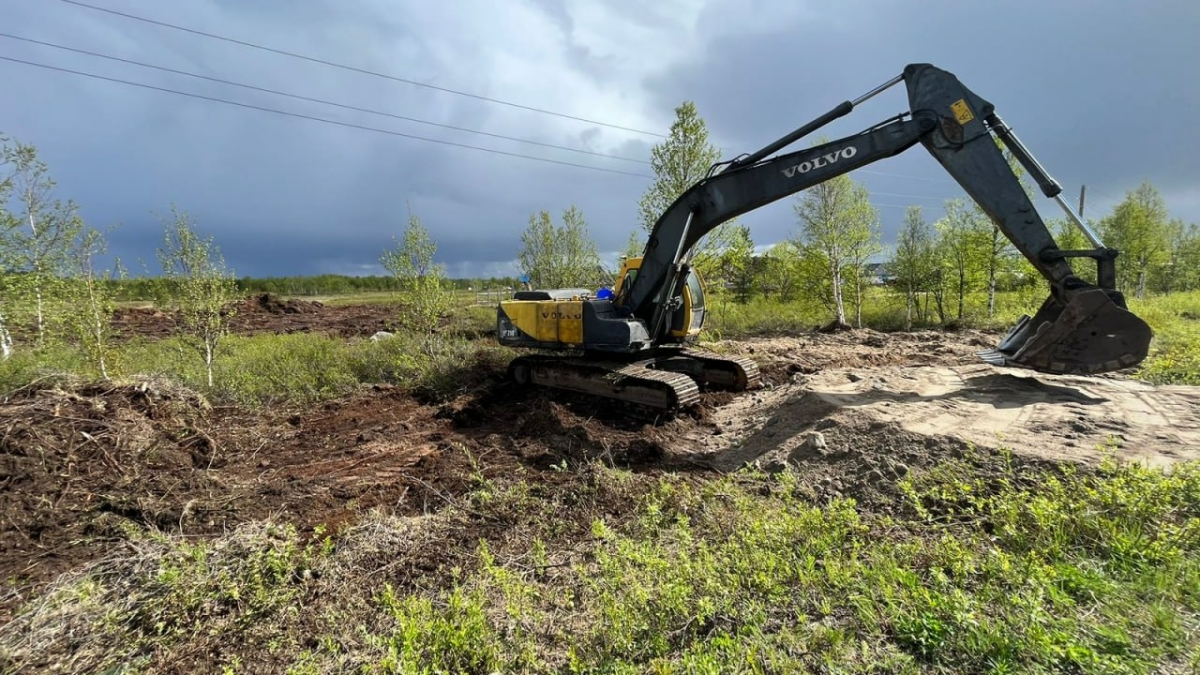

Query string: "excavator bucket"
[979, 289, 1153, 375]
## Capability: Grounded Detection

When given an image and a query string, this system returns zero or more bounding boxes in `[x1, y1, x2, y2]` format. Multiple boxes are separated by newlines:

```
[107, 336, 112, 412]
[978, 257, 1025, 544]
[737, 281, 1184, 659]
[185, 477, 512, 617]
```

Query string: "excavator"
[495, 63, 1154, 413]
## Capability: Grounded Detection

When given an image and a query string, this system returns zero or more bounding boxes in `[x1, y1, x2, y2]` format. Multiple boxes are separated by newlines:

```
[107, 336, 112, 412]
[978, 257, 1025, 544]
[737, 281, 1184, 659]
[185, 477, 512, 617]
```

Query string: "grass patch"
[705, 288, 1200, 386]
[1129, 291, 1200, 385]
[0, 331, 515, 407]
[6, 456, 1198, 673]
[4, 289, 1195, 403]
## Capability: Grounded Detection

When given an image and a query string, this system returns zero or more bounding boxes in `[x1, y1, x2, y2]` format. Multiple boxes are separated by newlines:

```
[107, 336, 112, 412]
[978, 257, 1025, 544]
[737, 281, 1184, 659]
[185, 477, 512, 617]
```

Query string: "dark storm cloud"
[648, 0, 1200, 245]
[1, 0, 1195, 278]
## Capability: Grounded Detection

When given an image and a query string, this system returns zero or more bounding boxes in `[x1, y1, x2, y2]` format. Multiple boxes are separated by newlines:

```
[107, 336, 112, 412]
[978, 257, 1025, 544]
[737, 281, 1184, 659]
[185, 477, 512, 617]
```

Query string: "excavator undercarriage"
[496, 62, 1154, 414]
[507, 348, 760, 413]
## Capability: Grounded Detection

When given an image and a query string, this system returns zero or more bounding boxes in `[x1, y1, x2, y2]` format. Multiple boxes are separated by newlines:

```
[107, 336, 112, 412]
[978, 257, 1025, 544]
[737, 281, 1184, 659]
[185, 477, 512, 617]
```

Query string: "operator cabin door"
[670, 266, 707, 337]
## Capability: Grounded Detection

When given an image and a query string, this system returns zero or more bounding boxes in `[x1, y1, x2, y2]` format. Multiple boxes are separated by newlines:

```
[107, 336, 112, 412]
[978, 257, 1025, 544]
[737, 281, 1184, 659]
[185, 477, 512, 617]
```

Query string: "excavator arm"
[622, 63, 1152, 375]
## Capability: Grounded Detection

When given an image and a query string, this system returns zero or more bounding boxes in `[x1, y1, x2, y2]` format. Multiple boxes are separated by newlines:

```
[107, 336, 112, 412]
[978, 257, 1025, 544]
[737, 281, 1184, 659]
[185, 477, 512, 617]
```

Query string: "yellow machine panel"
[501, 299, 586, 346]
[502, 301, 542, 339]
[555, 301, 584, 344]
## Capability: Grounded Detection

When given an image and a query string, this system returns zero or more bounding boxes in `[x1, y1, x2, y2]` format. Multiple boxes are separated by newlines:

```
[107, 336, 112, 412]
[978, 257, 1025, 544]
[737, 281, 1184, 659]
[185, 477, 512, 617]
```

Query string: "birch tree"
[1158, 219, 1200, 293]
[844, 201, 883, 328]
[0, 143, 12, 358]
[517, 206, 603, 289]
[637, 100, 738, 285]
[935, 198, 988, 322]
[380, 204, 453, 336]
[720, 224, 757, 303]
[1, 136, 83, 348]
[64, 226, 122, 380]
[892, 206, 938, 329]
[156, 206, 240, 388]
[1099, 181, 1171, 298]
[620, 228, 644, 262]
[793, 172, 877, 327]
[760, 241, 804, 302]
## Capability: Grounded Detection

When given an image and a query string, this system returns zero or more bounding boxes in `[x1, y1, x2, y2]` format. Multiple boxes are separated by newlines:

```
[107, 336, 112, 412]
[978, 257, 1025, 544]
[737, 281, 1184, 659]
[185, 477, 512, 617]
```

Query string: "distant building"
[864, 262, 895, 285]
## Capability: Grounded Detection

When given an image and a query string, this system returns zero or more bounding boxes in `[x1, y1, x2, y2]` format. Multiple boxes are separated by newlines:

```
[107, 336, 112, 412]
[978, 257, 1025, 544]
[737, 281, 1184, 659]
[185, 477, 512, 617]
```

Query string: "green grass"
[702, 285, 1049, 339]
[5, 454, 1198, 673]
[3, 289, 1195, 404]
[0, 303, 505, 406]
[0, 330, 514, 407]
[1128, 291, 1200, 385]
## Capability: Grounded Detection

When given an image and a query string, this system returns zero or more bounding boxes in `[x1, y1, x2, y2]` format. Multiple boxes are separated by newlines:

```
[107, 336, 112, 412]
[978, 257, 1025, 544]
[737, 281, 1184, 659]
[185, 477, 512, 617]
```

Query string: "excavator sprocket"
[507, 349, 760, 414]
[980, 289, 1153, 374]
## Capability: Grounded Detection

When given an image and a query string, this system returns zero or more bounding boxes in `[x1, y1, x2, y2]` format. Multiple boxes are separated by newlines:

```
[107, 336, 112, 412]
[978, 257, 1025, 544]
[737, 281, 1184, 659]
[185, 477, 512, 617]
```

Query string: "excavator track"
[678, 348, 762, 390]
[506, 348, 761, 415]
[508, 353, 701, 413]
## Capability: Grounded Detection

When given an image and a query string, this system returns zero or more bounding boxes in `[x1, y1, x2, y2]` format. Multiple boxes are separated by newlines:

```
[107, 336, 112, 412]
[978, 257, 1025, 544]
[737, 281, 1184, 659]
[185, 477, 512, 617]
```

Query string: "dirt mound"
[0, 379, 221, 609]
[110, 307, 175, 339]
[718, 328, 1004, 386]
[239, 292, 324, 315]
[691, 362, 1200, 482]
[802, 364, 1200, 467]
[0, 377, 699, 621]
[442, 384, 686, 470]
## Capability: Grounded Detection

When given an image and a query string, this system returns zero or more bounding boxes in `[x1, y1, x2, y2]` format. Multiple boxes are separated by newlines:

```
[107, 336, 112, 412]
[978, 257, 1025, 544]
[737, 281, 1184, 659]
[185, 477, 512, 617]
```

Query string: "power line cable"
[56, 0, 667, 138]
[0, 54, 655, 178]
[870, 190, 960, 201]
[0, 52, 1024, 199]
[855, 168, 958, 184]
[0, 31, 649, 165]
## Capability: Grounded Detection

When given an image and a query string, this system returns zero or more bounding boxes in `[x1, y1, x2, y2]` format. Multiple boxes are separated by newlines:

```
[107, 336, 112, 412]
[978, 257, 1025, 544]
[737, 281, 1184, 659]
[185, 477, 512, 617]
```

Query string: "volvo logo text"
[781, 146, 858, 178]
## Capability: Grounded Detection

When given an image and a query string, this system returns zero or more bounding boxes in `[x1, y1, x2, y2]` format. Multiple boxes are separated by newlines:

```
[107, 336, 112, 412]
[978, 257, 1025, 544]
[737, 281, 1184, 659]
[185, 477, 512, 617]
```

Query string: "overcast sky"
[2, 0, 1197, 279]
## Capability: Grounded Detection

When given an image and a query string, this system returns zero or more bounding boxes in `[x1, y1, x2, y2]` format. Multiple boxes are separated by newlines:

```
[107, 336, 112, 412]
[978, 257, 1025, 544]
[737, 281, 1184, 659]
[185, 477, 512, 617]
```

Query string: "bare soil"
[3, 303, 1199, 622]
[111, 293, 402, 340]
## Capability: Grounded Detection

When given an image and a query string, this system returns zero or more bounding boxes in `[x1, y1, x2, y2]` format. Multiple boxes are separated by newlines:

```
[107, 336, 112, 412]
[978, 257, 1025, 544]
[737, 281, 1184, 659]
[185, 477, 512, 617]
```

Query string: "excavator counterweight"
[497, 62, 1153, 413]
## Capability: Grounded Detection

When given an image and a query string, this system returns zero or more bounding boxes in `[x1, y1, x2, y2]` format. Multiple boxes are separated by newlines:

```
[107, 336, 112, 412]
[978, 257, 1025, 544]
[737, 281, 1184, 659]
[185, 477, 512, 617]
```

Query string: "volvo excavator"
[495, 63, 1154, 413]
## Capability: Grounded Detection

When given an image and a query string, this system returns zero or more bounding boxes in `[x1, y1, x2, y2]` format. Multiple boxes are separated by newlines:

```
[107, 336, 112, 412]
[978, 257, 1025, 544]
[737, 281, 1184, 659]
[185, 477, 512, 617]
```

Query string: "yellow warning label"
[950, 99, 974, 125]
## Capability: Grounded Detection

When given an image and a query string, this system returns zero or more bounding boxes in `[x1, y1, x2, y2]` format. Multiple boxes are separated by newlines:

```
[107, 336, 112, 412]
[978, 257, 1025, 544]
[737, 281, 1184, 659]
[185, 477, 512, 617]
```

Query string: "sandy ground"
[694, 362, 1200, 472]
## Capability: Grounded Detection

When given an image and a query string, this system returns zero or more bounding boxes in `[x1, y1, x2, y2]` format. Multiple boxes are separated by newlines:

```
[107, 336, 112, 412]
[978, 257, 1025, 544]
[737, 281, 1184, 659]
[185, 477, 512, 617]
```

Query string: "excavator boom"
[622, 62, 1151, 375]
[497, 62, 1153, 413]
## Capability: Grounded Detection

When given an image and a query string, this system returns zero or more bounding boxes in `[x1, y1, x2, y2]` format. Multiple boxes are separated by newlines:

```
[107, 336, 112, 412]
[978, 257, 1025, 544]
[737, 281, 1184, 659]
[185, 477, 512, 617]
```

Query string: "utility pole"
[1078, 184, 1087, 218]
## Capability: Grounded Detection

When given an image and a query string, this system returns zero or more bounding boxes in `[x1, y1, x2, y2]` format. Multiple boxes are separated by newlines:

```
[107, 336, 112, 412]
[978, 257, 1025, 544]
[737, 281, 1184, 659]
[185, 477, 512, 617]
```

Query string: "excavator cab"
[613, 257, 706, 341]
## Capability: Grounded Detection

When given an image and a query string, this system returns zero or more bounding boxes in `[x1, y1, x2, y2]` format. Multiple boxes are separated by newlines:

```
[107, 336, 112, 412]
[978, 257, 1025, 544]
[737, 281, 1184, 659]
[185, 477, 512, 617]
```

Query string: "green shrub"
[350, 333, 514, 402]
